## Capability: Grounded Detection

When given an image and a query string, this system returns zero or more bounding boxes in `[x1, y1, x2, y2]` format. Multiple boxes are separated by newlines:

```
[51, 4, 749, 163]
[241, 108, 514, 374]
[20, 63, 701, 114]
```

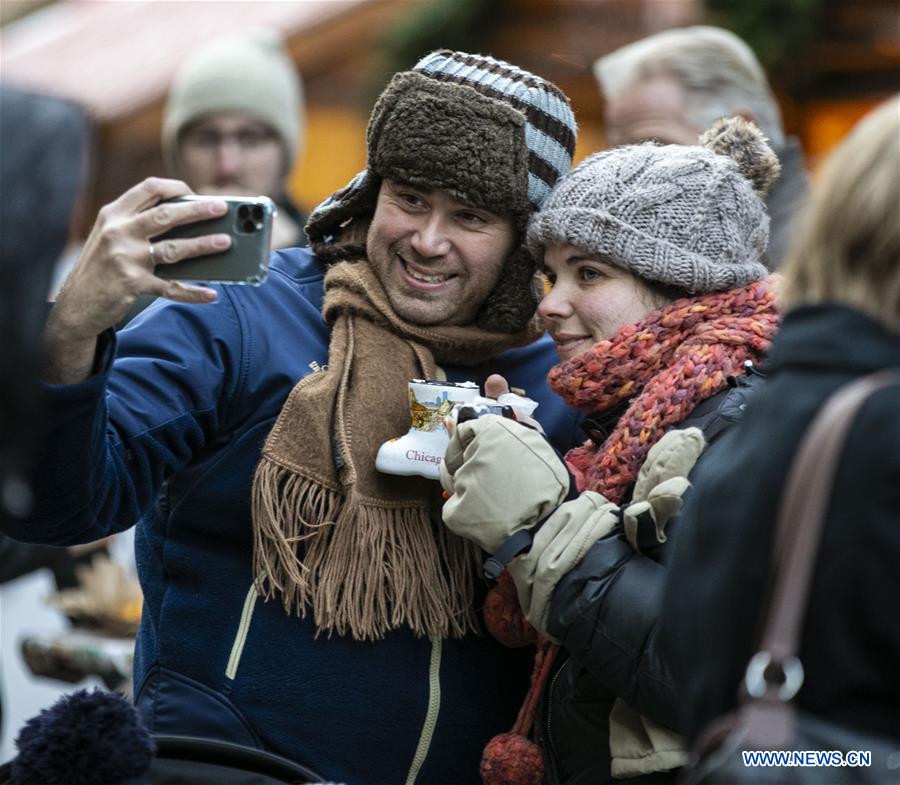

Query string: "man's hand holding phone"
[44, 178, 231, 385]
[154, 194, 274, 285]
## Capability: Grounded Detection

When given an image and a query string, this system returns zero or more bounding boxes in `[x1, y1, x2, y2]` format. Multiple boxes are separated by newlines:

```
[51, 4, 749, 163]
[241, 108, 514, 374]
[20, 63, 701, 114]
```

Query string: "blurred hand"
[483, 373, 510, 399]
[484, 373, 543, 432]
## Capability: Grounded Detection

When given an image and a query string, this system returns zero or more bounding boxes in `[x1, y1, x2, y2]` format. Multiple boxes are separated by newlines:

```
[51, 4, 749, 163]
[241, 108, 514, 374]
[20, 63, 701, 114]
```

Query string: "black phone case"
[153, 195, 275, 284]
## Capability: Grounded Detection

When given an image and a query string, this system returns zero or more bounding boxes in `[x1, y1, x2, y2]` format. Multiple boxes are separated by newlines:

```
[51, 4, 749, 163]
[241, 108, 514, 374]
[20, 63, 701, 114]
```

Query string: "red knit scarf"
[480, 279, 779, 785]
[550, 279, 779, 502]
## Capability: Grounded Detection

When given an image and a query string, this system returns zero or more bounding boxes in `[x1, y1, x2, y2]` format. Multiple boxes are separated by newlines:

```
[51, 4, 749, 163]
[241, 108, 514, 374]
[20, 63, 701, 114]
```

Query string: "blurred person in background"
[101, 29, 308, 323]
[162, 29, 307, 249]
[594, 25, 808, 270]
[4, 50, 581, 784]
[0, 85, 88, 523]
[49, 29, 308, 306]
[662, 95, 900, 750]
[0, 82, 110, 753]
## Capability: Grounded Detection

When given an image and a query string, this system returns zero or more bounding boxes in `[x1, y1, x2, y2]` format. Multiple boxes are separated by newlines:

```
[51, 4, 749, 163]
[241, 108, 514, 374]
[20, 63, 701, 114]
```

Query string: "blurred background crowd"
[2, 0, 898, 233]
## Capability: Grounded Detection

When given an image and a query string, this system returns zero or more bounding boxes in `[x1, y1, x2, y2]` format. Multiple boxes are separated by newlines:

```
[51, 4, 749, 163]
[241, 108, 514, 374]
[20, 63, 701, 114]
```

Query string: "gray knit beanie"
[162, 29, 303, 173]
[528, 117, 781, 293]
[306, 50, 577, 333]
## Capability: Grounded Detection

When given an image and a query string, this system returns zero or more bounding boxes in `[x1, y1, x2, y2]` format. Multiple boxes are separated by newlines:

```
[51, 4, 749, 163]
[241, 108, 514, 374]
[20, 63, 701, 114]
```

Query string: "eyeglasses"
[181, 126, 278, 152]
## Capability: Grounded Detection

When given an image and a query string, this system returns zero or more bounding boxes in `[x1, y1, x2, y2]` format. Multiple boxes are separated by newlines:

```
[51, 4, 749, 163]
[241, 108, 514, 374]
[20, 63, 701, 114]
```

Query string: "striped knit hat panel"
[413, 50, 577, 210]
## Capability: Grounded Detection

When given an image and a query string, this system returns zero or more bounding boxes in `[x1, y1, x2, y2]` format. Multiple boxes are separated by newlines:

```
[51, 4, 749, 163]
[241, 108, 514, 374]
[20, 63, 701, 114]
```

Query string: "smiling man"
[364, 181, 517, 326]
[12, 51, 579, 785]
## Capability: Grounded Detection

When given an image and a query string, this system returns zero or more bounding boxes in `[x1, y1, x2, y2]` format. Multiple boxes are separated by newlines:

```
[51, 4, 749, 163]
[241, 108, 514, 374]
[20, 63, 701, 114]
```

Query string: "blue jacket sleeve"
[12, 293, 242, 545]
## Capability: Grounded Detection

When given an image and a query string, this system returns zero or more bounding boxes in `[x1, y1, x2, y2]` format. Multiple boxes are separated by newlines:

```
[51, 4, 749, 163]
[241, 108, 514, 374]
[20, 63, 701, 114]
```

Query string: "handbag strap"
[746, 369, 900, 701]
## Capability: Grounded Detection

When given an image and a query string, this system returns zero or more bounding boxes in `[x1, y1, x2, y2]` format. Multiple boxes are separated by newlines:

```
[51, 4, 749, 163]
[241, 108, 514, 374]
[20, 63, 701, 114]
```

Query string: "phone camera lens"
[238, 205, 251, 219]
[251, 205, 264, 222]
[242, 219, 257, 233]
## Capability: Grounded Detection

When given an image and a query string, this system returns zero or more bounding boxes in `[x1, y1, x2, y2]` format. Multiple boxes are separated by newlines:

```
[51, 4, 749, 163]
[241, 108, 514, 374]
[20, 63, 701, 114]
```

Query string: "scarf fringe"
[252, 456, 481, 641]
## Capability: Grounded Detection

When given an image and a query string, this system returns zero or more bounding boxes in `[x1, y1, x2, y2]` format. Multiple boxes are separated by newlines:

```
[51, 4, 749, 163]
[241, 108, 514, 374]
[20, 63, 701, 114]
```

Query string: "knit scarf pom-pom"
[481, 732, 546, 785]
[483, 571, 537, 648]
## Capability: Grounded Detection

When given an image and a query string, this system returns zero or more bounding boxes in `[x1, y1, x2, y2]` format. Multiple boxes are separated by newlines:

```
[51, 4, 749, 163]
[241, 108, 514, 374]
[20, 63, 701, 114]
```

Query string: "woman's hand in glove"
[440, 415, 571, 554]
[620, 426, 706, 551]
[508, 426, 707, 634]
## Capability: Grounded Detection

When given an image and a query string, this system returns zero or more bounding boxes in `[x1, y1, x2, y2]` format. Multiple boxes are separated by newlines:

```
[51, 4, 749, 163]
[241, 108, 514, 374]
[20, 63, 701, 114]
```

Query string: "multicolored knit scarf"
[550, 279, 779, 503]
[251, 260, 541, 641]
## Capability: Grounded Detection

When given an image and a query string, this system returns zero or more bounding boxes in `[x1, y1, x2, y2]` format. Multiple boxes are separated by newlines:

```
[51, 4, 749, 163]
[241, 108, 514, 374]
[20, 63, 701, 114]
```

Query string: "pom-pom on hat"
[162, 29, 304, 173]
[528, 116, 780, 293]
[10, 689, 154, 785]
[306, 49, 577, 333]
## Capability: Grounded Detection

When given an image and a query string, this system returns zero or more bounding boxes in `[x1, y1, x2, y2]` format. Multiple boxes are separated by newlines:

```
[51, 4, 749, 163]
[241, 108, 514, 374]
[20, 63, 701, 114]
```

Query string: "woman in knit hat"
[441, 116, 781, 784]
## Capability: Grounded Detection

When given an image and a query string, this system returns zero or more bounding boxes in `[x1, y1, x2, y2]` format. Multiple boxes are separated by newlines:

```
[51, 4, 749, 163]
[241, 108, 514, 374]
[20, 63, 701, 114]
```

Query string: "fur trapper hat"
[306, 50, 577, 332]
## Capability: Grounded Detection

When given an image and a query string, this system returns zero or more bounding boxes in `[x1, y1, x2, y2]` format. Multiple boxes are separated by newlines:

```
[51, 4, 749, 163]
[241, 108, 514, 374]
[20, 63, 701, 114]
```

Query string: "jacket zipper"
[225, 575, 264, 681]
[543, 656, 569, 785]
[404, 637, 443, 785]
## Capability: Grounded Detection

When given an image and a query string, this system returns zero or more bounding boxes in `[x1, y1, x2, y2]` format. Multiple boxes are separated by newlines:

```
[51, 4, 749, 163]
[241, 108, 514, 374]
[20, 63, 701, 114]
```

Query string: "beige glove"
[621, 427, 706, 553]
[508, 491, 620, 633]
[508, 427, 706, 636]
[609, 699, 687, 778]
[441, 414, 571, 554]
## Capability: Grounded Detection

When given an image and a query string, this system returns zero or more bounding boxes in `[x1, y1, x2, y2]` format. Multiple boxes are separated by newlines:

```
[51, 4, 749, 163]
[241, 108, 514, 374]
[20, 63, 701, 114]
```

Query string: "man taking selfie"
[9, 51, 579, 784]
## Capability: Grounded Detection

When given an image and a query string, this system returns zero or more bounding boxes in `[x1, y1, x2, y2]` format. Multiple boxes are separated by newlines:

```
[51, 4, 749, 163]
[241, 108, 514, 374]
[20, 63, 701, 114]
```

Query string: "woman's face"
[538, 243, 663, 362]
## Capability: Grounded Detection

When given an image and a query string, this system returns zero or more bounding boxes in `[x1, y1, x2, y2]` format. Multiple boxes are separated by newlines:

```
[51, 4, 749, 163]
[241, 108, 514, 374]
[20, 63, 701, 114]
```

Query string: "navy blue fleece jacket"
[11, 248, 581, 785]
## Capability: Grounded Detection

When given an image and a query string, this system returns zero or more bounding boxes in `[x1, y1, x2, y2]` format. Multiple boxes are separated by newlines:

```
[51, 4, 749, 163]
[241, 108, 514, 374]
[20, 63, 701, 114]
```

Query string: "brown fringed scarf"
[251, 261, 541, 641]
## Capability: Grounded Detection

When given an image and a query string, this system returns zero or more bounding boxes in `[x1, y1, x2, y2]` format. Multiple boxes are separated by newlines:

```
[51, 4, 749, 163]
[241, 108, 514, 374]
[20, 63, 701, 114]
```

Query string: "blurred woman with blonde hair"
[662, 95, 900, 747]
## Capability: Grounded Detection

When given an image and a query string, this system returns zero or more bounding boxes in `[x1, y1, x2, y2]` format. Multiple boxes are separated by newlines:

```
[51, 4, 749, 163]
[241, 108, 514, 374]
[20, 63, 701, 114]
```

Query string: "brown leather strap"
[761, 370, 900, 672]
[716, 370, 900, 753]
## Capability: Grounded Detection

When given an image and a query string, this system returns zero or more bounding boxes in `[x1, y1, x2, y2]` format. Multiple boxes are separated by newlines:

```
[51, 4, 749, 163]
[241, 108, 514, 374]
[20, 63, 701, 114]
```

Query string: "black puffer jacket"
[662, 304, 900, 744]
[541, 373, 762, 785]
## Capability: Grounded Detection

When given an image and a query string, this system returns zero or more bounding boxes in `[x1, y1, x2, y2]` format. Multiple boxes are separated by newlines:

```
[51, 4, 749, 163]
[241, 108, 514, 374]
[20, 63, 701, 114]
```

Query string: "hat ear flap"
[305, 170, 381, 261]
[476, 245, 539, 333]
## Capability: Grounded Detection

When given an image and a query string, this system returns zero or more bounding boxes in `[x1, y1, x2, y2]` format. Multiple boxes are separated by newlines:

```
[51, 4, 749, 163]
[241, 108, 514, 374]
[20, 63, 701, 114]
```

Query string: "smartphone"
[152, 195, 275, 284]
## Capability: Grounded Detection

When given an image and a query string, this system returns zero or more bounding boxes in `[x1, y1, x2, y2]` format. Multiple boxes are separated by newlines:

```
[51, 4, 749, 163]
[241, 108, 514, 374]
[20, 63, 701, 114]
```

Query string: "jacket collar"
[766, 303, 900, 375]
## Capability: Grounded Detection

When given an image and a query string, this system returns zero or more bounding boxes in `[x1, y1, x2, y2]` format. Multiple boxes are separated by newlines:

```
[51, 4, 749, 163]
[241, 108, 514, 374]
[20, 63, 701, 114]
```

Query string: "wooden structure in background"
[784, 0, 900, 166]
